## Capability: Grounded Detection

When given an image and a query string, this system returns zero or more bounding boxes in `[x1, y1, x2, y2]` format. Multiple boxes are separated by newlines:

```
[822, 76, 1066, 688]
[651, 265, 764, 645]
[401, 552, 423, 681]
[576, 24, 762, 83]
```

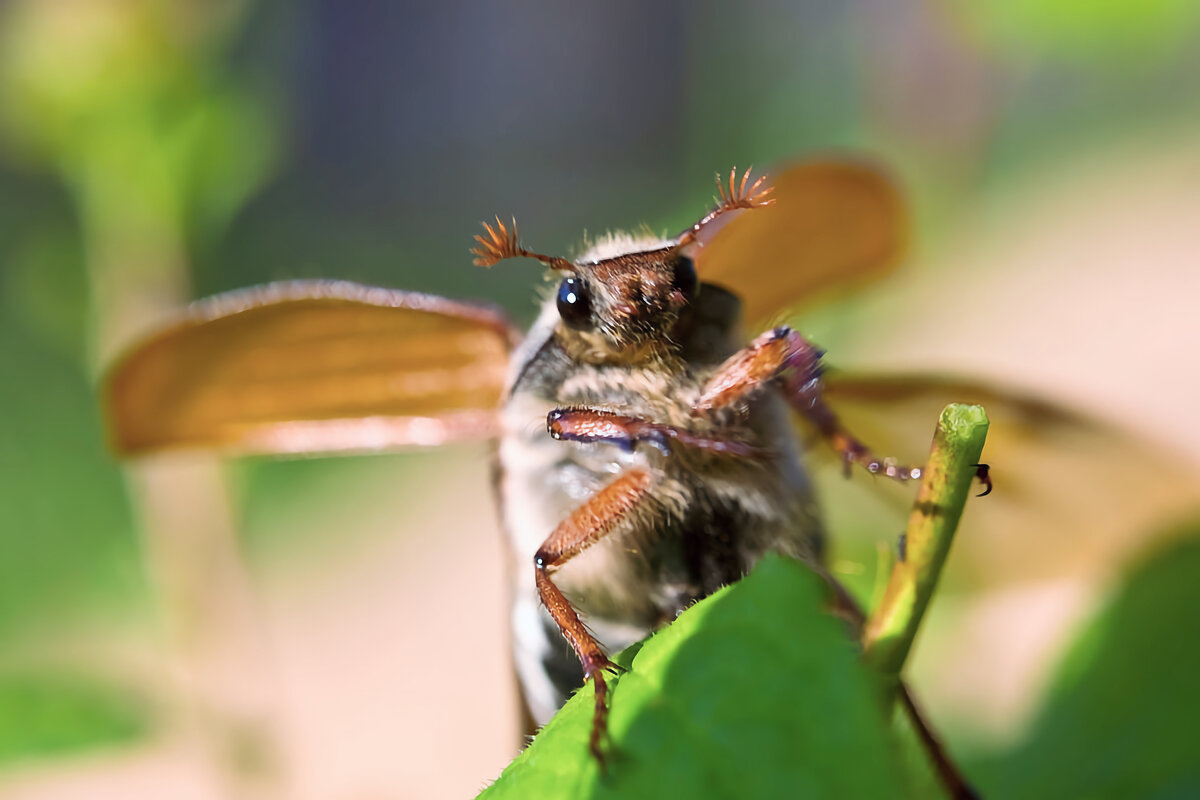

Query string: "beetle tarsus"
[971, 463, 993, 497]
[587, 667, 616, 771]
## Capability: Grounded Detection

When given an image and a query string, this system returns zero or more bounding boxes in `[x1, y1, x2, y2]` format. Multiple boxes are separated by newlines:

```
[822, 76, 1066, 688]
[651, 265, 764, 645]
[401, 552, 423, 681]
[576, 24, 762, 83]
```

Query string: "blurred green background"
[1, 1, 1199, 798]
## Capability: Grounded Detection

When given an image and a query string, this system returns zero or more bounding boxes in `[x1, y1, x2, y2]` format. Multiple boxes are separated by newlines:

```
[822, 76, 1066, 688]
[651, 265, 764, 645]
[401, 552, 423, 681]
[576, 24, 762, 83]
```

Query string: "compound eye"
[556, 276, 592, 330]
[672, 255, 699, 301]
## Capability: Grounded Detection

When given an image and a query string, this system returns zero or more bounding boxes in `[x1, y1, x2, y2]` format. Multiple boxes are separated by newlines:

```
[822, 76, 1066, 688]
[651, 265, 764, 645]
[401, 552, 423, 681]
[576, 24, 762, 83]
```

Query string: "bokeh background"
[1, 1, 1199, 797]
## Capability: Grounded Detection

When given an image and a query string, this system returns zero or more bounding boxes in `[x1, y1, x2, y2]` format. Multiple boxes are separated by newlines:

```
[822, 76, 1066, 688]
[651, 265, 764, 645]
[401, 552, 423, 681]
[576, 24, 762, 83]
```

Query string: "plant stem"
[861, 404, 989, 678]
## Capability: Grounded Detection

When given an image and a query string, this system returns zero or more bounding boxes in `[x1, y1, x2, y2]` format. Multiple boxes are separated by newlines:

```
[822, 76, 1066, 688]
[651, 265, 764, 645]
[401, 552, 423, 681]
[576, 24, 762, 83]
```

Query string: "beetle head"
[550, 242, 698, 361]
[471, 168, 773, 364]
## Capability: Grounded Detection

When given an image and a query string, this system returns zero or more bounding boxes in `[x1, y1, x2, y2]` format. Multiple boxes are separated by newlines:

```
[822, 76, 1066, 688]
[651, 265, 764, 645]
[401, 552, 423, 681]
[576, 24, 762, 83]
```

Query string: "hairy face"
[552, 247, 700, 364]
[469, 167, 772, 366]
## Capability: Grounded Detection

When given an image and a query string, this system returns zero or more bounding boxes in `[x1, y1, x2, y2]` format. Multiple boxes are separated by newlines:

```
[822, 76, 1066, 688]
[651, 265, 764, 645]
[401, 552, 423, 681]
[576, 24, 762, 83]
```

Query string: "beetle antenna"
[472, 216, 574, 271]
[678, 167, 775, 246]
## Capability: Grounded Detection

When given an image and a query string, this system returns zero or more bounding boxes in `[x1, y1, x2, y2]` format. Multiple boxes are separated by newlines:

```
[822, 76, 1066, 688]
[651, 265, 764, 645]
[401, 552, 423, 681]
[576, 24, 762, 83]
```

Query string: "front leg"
[534, 467, 657, 767]
[698, 327, 921, 481]
[547, 407, 763, 459]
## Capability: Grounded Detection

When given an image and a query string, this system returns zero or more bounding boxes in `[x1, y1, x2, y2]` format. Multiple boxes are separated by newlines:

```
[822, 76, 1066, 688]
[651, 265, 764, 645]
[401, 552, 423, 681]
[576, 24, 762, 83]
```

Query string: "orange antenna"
[471, 216, 574, 271]
[678, 167, 775, 246]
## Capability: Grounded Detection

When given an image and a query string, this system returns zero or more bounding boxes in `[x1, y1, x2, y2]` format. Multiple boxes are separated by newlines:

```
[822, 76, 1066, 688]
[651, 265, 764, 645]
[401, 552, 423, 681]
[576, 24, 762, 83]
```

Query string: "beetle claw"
[971, 463, 993, 497]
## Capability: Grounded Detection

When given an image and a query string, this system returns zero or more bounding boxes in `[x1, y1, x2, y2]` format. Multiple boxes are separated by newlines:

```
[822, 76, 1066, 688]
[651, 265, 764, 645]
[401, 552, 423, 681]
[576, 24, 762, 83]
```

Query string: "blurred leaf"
[0, 671, 150, 763]
[0, 1, 277, 246]
[0, 166, 89, 362]
[172, 88, 277, 242]
[977, 529, 1200, 797]
[480, 554, 907, 799]
[957, 0, 1200, 64]
[0, 319, 145, 640]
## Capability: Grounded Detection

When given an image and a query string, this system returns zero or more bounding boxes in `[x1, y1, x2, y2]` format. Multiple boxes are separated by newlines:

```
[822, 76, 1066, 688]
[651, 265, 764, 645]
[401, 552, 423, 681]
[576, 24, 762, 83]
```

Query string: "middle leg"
[697, 327, 922, 481]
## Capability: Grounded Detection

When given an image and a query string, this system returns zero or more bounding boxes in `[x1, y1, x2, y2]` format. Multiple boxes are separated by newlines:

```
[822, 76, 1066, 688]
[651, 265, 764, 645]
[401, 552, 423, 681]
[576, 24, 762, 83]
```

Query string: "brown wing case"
[104, 280, 518, 456]
[697, 160, 907, 326]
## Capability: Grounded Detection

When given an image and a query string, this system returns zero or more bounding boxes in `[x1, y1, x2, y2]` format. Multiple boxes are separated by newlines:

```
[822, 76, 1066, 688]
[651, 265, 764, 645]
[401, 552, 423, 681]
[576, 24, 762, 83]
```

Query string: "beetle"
[103, 161, 1029, 795]
[472, 169, 935, 748]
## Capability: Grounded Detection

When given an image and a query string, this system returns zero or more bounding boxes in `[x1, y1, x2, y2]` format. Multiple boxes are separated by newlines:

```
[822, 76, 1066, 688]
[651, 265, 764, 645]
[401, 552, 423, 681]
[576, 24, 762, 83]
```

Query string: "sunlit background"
[1, 1, 1199, 797]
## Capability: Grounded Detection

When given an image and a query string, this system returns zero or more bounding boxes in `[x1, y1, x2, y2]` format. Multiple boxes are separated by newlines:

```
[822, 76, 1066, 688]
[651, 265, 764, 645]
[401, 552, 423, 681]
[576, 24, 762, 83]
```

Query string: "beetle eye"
[556, 277, 592, 330]
[672, 255, 698, 300]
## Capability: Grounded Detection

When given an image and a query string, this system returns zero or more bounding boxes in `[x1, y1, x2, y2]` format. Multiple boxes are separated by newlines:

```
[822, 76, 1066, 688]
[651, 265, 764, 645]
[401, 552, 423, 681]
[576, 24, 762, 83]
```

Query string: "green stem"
[861, 404, 989, 679]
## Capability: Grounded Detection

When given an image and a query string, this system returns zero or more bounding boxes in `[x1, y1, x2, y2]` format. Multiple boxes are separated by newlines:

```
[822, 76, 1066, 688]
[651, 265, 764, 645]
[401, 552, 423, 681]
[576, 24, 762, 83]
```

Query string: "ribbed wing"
[105, 280, 517, 456]
[697, 160, 907, 326]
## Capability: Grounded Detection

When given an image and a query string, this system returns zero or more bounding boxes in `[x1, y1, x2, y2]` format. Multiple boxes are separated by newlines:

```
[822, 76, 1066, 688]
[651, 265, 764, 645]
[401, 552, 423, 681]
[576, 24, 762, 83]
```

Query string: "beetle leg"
[698, 327, 922, 482]
[547, 407, 763, 459]
[534, 467, 656, 767]
[971, 463, 993, 497]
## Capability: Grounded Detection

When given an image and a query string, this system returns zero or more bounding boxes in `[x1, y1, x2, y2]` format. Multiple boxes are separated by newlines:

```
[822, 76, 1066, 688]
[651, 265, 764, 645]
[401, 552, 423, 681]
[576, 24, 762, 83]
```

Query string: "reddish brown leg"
[547, 407, 763, 459]
[534, 468, 656, 767]
[698, 327, 921, 481]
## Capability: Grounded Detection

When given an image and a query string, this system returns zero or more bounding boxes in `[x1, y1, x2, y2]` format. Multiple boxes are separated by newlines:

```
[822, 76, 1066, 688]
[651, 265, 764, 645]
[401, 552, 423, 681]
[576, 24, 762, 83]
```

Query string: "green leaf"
[479, 554, 906, 799]
[0, 319, 145, 641]
[0, 671, 151, 763]
[956, 0, 1200, 65]
[979, 529, 1200, 798]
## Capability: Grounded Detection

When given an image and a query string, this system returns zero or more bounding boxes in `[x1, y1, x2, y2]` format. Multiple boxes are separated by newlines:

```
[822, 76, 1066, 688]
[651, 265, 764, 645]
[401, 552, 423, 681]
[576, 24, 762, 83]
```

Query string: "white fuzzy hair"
[576, 230, 676, 263]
